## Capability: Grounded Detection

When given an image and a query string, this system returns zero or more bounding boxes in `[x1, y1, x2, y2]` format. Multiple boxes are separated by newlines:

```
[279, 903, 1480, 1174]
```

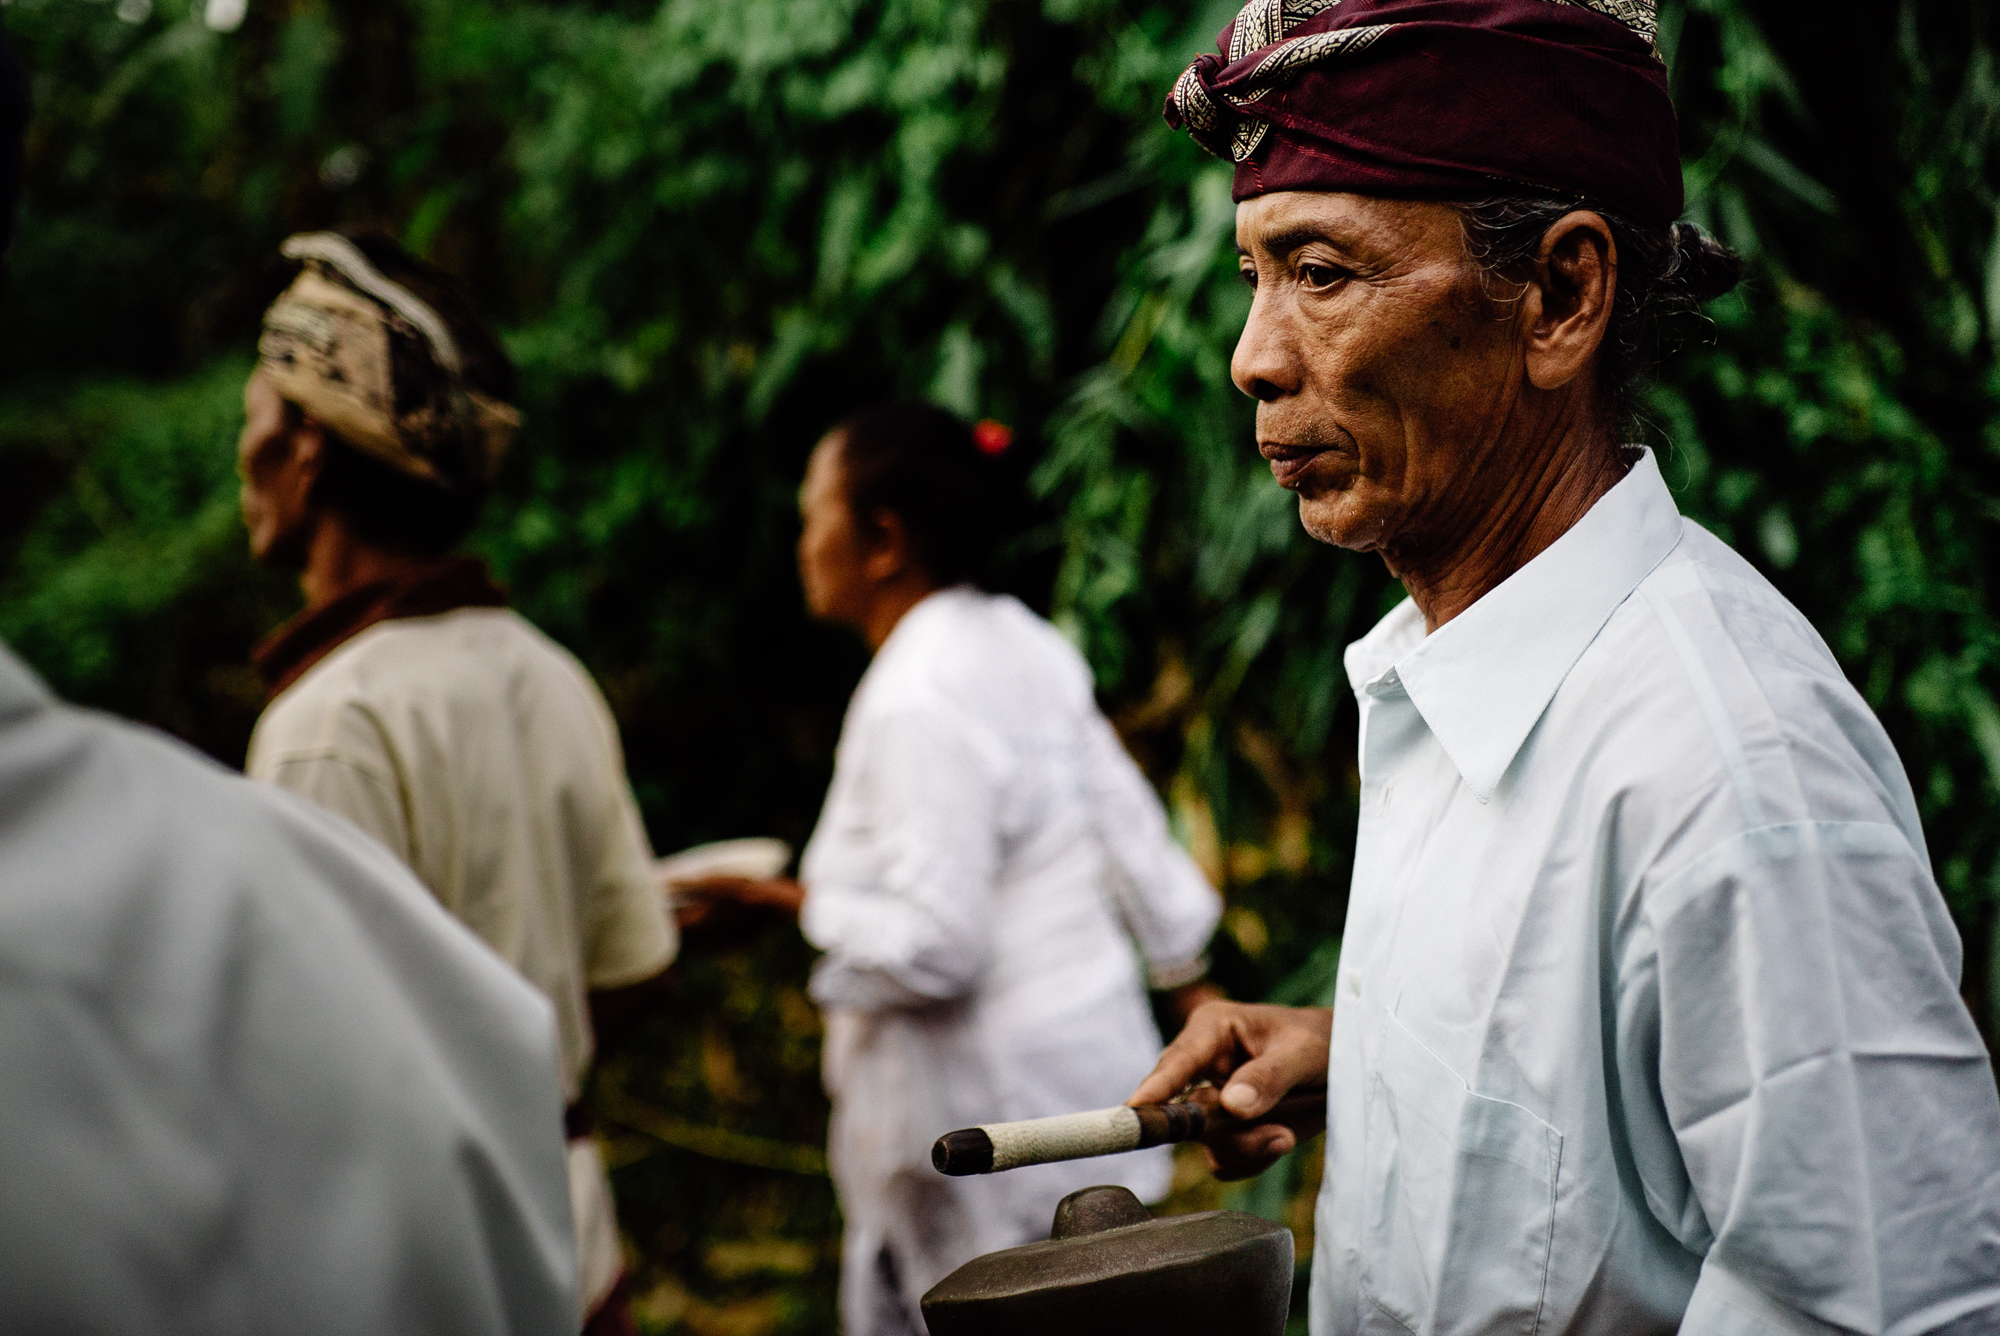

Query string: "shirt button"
[1346, 970, 1363, 997]
[1380, 783, 1393, 811]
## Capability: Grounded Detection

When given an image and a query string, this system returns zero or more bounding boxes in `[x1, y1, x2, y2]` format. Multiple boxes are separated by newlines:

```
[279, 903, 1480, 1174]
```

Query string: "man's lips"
[1259, 441, 1334, 490]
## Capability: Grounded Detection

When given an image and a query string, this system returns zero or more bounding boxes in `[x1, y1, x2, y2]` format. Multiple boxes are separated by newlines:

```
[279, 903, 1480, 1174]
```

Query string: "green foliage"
[0, 359, 291, 751]
[1657, 2, 2000, 988]
[2, 0, 1997, 1329]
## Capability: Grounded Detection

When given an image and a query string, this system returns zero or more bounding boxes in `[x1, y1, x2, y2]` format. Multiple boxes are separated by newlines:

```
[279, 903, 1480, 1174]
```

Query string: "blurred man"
[0, 642, 581, 1334]
[0, 45, 577, 1336]
[236, 233, 676, 1334]
[1134, 1, 2000, 1334]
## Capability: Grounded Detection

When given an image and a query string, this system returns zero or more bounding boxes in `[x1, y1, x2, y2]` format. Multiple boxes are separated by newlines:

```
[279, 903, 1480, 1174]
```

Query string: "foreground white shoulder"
[0, 641, 578, 1334]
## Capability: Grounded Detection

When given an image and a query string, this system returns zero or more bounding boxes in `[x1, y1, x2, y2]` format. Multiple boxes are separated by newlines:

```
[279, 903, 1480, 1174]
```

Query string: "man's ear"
[285, 413, 330, 502]
[860, 507, 914, 584]
[1521, 211, 1616, 392]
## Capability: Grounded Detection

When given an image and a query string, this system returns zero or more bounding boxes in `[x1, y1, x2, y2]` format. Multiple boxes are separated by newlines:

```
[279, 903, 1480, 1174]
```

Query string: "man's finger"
[1128, 1001, 1244, 1106]
[1204, 1123, 1297, 1182]
[1217, 1015, 1332, 1119]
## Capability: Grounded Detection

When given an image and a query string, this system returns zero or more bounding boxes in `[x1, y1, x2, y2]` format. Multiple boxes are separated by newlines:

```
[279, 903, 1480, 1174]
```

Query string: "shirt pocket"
[1360, 1012, 1563, 1336]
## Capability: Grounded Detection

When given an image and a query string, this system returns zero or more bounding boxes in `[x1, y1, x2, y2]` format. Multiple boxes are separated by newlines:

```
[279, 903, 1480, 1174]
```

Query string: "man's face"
[236, 370, 318, 568]
[1232, 191, 1529, 564]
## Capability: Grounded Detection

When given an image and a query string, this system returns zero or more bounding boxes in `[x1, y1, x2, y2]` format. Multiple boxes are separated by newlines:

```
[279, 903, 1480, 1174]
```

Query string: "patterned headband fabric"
[1163, 0, 1682, 226]
[258, 233, 519, 493]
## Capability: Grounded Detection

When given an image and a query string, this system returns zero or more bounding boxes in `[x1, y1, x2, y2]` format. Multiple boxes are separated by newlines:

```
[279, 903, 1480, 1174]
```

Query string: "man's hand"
[1129, 1001, 1332, 1181]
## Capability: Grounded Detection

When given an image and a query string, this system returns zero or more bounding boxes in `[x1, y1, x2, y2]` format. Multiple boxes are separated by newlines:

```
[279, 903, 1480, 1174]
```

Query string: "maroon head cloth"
[1163, 0, 1682, 226]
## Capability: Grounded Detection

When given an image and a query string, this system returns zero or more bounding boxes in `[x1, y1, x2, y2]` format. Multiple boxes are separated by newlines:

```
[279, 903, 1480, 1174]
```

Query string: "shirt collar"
[871, 585, 973, 661]
[852, 584, 979, 705]
[1345, 449, 1685, 801]
[251, 556, 507, 701]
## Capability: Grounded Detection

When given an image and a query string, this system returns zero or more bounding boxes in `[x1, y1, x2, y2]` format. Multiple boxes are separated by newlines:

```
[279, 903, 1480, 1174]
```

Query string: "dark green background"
[2, 0, 1996, 1329]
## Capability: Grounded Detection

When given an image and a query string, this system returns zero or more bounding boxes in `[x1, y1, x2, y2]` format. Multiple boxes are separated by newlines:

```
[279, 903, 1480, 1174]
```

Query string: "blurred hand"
[1129, 1000, 1332, 1181]
[669, 875, 805, 938]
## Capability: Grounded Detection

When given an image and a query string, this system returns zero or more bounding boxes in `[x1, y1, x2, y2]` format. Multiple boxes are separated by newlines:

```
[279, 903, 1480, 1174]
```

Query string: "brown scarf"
[253, 556, 509, 699]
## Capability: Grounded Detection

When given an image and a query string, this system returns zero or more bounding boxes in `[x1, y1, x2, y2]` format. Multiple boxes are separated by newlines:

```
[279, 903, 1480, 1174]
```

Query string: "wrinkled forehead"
[1234, 190, 1464, 260]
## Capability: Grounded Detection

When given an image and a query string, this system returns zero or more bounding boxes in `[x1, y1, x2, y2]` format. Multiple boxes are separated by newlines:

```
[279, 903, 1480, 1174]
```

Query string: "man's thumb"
[1218, 1062, 1285, 1119]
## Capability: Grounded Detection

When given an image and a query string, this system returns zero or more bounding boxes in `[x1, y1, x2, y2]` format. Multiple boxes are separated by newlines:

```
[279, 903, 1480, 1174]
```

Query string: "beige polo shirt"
[246, 606, 676, 1103]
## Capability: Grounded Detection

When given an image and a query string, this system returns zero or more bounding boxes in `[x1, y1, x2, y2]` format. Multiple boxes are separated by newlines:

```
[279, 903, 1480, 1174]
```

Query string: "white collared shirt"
[1312, 452, 2000, 1336]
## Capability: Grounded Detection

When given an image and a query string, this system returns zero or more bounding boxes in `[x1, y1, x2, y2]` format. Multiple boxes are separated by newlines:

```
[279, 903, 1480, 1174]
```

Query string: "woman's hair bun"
[1666, 221, 1744, 305]
[832, 401, 1020, 590]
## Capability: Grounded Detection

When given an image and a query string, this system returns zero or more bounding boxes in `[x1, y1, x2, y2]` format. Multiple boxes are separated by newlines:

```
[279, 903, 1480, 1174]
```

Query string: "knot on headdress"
[1166, 3, 1397, 165]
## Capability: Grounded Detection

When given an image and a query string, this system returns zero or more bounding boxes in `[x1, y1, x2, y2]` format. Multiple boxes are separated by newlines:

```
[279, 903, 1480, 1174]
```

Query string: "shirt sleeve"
[575, 678, 676, 991]
[1623, 819, 2000, 1336]
[1080, 711, 1221, 987]
[249, 743, 413, 868]
[800, 709, 1001, 1012]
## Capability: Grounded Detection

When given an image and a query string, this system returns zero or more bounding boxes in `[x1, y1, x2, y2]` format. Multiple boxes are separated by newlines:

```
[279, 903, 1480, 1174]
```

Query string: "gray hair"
[1455, 193, 1742, 427]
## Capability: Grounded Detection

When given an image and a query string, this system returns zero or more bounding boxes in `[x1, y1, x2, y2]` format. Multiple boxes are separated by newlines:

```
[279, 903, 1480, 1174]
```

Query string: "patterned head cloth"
[1164, 0, 1681, 226]
[258, 233, 520, 493]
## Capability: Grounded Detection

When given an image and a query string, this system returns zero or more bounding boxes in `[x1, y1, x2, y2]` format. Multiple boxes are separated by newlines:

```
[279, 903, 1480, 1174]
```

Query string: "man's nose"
[1230, 289, 1298, 403]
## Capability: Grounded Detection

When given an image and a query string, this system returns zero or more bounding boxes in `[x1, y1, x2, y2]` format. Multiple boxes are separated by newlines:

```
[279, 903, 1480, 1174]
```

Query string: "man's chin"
[1295, 491, 1376, 551]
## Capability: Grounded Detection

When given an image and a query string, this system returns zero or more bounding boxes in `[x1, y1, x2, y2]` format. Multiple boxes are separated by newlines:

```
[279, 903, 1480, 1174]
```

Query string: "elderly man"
[1132, 2, 2000, 1334]
[237, 233, 676, 1333]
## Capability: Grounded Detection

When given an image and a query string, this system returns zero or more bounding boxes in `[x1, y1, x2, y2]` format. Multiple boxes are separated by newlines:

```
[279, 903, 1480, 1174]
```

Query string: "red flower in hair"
[973, 420, 1013, 456]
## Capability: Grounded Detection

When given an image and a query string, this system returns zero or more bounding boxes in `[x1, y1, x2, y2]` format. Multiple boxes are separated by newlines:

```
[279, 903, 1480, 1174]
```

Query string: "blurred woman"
[793, 403, 1222, 1336]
